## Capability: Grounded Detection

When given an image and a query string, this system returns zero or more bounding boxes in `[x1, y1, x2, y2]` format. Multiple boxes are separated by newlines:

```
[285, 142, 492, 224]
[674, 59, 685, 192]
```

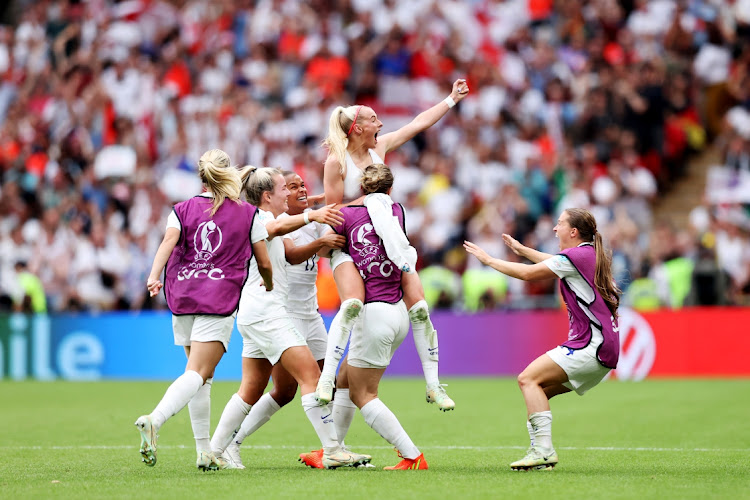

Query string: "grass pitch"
[1, 378, 748, 499]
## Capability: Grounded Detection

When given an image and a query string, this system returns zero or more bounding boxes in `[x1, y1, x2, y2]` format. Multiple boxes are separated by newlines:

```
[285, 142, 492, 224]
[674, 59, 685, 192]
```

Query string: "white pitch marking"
[2, 445, 747, 452]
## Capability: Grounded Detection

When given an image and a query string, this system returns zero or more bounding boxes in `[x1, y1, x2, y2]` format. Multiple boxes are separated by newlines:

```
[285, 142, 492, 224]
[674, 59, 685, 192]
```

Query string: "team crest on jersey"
[194, 220, 223, 262]
[350, 223, 381, 257]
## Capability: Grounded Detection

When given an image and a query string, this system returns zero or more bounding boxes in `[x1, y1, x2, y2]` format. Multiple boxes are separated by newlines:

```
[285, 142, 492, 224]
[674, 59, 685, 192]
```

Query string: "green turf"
[1, 378, 749, 499]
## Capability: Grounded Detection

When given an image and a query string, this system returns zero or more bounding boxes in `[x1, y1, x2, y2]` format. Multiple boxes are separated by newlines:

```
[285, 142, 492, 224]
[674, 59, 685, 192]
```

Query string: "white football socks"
[526, 420, 535, 448]
[529, 411, 553, 450]
[361, 398, 420, 459]
[188, 376, 212, 453]
[320, 299, 362, 382]
[150, 370, 204, 430]
[408, 300, 440, 388]
[210, 393, 252, 454]
[234, 392, 281, 446]
[332, 388, 357, 445]
[301, 393, 339, 453]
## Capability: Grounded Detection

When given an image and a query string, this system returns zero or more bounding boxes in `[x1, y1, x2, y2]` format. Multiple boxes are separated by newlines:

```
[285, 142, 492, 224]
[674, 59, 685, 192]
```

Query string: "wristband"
[443, 96, 456, 108]
[303, 212, 310, 225]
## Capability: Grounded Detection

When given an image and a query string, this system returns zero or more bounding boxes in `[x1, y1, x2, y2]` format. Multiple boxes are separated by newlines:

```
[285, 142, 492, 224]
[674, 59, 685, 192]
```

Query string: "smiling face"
[553, 210, 579, 250]
[264, 173, 290, 217]
[352, 107, 383, 149]
[284, 173, 308, 215]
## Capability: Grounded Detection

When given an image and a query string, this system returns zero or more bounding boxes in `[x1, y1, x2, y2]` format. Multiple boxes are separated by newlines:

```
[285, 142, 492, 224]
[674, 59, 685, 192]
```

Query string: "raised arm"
[464, 240, 557, 281]
[283, 232, 346, 265]
[502, 234, 554, 264]
[265, 204, 344, 239]
[378, 79, 469, 154]
[147, 227, 180, 297]
[323, 155, 346, 206]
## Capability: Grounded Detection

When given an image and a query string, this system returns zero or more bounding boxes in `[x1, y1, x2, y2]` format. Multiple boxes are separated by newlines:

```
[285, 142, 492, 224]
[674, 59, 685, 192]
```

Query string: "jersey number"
[304, 254, 318, 272]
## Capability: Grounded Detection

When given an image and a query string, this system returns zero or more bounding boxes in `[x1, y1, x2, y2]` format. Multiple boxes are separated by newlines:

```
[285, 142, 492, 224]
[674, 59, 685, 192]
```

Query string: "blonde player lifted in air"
[464, 208, 620, 471]
[316, 78, 470, 413]
[135, 149, 272, 471]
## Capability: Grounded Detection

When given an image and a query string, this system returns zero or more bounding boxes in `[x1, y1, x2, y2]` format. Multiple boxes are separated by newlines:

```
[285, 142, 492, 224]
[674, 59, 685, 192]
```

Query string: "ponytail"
[198, 149, 242, 216]
[322, 105, 360, 177]
[593, 231, 621, 318]
[566, 208, 621, 318]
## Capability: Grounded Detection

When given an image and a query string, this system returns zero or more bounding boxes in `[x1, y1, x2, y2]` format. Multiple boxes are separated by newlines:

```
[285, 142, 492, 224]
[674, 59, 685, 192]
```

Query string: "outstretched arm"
[378, 79, 469, 154]
[265, 204, 344, 238]
[464, 240, 557, 281]
[147, 228, 180, 297]
[502, 234, 554, 264]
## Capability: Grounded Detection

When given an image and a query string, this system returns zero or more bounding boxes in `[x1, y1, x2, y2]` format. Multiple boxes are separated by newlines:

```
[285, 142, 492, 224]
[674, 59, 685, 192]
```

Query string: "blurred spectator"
[12, 260, 46, 313]
[622, 259, 662, 312]
[686, 235, 731, 306]
[0, 0, 748, 312]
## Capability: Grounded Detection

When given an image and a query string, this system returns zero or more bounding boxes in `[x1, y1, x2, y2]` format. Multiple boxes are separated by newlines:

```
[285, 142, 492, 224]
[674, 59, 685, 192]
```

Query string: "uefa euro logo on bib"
[194, 221, 223, 262]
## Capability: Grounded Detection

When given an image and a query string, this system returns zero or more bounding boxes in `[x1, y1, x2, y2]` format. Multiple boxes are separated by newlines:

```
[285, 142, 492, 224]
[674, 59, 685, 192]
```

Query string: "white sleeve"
[166, 210, 180, 231]
[251, 216, 269, 243]
[542, 254, 577, 279]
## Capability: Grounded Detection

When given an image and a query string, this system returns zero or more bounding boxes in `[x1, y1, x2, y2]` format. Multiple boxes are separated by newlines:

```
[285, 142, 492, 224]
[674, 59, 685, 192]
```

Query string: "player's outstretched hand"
[502, 234, 523, 256]
[311, 204, 345, 226]
[463, 240, 493, 266]
[147, 278, 163, 297]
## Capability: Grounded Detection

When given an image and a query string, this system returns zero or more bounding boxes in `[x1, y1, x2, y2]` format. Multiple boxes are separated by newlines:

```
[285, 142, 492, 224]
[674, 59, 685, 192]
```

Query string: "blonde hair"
[565, 208, 621, 318]
[322, 105, 362, 176]
[361, 163, 393, 195]
[198, 149, 242, 216]
[240, 166, 283, 206]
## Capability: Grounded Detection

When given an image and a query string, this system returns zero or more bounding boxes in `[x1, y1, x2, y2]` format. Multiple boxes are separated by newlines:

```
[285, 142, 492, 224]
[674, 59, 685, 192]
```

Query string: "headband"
[346, 106, 362, 136]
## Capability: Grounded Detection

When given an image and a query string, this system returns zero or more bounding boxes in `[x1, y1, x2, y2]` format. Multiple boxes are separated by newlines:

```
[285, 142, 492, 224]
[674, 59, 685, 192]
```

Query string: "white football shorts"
[238, 316, 307, 365]
[348, 301, 409, 369]
[330, 248, 354, 272]
[290, 315, 327, 361]
[546, 341, 611, 395]
[172, 313, 236, 352]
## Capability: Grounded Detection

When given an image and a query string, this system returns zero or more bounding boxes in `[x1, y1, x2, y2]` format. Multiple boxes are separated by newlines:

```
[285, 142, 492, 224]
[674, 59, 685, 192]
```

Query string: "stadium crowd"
[0, 0, 749, 313]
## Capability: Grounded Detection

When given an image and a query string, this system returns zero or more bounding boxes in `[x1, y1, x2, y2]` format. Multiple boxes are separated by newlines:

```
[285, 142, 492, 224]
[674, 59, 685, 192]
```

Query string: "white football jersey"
[237, 209, 288, 325]
[284, 210, 326, 319]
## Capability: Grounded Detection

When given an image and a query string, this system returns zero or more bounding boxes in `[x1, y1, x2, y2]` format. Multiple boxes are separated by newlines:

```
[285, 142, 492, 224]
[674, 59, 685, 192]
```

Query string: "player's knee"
[269, 386, 296, 407]
[349, 389, 375, 409]
[517, 371, 533, 389]
[237, 384, 265, 405]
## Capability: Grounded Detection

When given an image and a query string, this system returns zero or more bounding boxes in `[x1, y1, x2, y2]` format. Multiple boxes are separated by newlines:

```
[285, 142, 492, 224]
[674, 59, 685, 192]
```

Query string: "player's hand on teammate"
[502, 234, 524, 256]
[319, 233, 346, 250]
[310, 204, 344, 226]
[147, 278, 163, 297]
[463, 240, 493, 266]
[451, 79, 470, 104]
